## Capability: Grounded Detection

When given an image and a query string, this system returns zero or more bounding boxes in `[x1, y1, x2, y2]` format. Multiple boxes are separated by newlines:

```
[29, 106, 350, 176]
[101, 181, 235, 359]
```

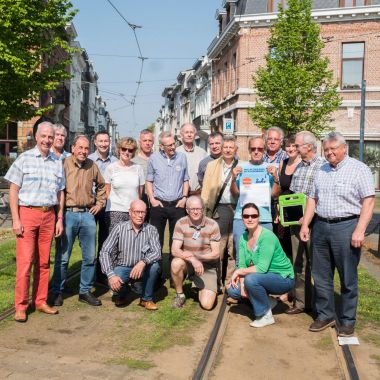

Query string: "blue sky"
[70, 0, 221, 137]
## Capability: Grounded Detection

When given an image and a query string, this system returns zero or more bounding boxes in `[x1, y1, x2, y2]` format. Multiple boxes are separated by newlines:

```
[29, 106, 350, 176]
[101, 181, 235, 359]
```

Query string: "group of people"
[5, 122, 375, 337]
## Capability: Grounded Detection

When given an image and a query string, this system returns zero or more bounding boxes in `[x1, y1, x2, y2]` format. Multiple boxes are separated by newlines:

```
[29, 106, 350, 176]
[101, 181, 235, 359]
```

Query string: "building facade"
[209, 0, 380, 186]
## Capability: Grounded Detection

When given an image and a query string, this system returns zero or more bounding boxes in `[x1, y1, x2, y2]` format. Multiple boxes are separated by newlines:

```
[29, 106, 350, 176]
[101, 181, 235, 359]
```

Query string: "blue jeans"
[233, 219, 273, 267]
[113, 262, 161, 301]
[52, 211, 97, 294]
[311, 219, 361, 325]
[227, 272, 294, 317]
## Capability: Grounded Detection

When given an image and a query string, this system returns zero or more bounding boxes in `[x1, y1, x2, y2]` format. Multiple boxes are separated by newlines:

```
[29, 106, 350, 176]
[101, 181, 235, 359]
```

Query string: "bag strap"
[211, 159, 238, 215]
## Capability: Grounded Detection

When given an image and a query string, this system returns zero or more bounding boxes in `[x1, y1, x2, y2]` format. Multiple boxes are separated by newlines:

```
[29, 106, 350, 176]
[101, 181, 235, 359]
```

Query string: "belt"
[156, 198, 181, 207]
[317, 215, 359, 224]
[23, 206, 54, 212]
[66, 206, 91, 213]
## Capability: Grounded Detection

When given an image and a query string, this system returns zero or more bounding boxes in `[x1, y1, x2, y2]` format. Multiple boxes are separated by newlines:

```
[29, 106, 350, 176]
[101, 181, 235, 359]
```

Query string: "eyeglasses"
[324, 145, 342, 153]
[294, 143, 307, 149]
[242, 214, 259, 220]
[162, 143, 176, 148]
[249, 147, 264, 152]
[131, 210, 146, 215]
[120, 147, 135, 153]
[187, 208, 203, 213]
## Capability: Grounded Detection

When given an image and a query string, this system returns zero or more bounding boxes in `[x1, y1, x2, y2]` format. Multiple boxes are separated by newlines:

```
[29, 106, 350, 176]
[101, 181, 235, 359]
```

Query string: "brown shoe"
[226, 297, 239, 305]
[14, 310, 27, 323]
[285, 306, 304, 315]
[338, 324, 355, 337]
[36, 303, 59, 315]
[139, 299, 158, 311]
[309, 319, 335, 332]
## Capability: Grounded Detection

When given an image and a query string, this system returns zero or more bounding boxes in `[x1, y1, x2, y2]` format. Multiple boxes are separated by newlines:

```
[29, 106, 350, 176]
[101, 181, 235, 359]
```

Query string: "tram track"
[192, 298, 361, 380]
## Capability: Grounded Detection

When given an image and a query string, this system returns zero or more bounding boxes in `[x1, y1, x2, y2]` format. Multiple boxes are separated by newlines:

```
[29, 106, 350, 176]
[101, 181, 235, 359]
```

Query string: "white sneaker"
[250, 308, 275, 328]
[269, 297, 278, 310]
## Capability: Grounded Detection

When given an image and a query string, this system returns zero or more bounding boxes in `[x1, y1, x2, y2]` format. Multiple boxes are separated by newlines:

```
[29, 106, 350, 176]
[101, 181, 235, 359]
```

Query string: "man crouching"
[171, 196, 221, 310]
[99, 200, 161, 310]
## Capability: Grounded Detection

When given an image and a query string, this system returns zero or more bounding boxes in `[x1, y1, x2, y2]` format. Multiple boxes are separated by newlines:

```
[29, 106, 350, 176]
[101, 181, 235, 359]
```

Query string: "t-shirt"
[234, 162, 274, 222]
[238, 228, 294, 279]
[104, 162, 145, 212]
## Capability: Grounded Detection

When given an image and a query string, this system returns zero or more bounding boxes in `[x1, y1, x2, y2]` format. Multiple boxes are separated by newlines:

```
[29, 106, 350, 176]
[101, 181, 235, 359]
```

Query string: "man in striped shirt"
[171, 196, 221, 310]
[99, 200, 161, 310]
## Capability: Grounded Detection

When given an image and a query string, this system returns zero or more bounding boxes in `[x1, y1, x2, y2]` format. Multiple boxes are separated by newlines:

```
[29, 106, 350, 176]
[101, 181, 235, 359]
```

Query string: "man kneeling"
[100, 200, 161, 310]
[171, 196, 220, 310]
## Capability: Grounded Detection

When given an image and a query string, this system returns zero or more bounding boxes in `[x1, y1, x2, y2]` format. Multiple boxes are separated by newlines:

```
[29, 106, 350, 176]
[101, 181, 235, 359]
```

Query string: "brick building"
[208, 0, 380, 187]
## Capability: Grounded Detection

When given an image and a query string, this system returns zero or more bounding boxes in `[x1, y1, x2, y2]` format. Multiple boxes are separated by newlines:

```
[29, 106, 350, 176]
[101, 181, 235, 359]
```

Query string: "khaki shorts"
[186, 263, 218, 293]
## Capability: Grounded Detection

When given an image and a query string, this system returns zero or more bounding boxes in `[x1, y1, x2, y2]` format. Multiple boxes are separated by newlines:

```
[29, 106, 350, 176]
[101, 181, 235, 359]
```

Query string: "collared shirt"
[50, 149, 71, 161]
[88, 151, 117, 176]
[177, 144, 207, 191]
[263, 149, 288, 166]
[311, 156, 375, 219]
[5, 146, 65, 206]
[219, 160, 236, 204]
[146, 150, 189, 201]
[64, 156, 106, 208]
[289, 155, 324, 197]
[173, 215, 221, 266]
[197, 155, 217, 184]
[100, 220, 161, 278]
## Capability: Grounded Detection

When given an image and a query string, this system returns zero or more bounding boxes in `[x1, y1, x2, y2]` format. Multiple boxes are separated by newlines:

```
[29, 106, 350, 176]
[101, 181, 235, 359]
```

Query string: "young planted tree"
[249, 0, 341, 137]
[0, 0, 76, 127]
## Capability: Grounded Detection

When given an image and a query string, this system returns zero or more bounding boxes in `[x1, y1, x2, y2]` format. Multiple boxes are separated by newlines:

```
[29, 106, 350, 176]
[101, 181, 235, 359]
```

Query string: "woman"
[227, 203, 294, 328]
[103, 137, 145, 232]
[272, 135, 301, 259]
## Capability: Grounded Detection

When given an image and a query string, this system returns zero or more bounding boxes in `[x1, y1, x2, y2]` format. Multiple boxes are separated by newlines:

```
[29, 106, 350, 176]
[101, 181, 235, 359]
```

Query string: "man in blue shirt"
[146, 132, 189, 265]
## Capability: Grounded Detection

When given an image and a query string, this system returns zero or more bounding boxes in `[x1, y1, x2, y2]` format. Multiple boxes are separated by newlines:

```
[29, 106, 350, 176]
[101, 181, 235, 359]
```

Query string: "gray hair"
[139, 128, 153, 137]
[158, 131, 173, 145]
[53, 123, 67, 137]
[222, 134, 236, 146]
[72, 134, 89, 146]
[296, 131, 318, 152]
[266, 126, 285, 140]
[36, 121, 54, 136]
[323, 131, 346, 146]
[180, 123, 196, 133]
[186, 195, 204, 209]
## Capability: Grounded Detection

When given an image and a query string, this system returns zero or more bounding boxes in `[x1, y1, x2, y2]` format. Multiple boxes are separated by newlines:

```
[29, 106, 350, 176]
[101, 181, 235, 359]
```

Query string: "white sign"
[223, 118, 234, 134]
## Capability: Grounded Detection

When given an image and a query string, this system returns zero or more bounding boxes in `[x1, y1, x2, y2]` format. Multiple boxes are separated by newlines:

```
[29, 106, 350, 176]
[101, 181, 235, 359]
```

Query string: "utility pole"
[359, 79, 366, 162]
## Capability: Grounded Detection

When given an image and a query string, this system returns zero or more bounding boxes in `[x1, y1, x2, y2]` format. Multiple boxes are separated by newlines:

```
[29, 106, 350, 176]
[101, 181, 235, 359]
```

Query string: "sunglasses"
[120, 147, 135, 153]
[249, 147, 264, 152]
[242, 214, 259, 220]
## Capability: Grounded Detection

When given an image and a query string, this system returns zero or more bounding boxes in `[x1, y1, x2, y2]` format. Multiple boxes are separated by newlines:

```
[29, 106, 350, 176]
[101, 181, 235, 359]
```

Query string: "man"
[285, 131, 323, 315]
[201, 135, 238, 286]
[177, 123, 207, 195]
[51, 135, 106, 307]
[171, 196, 220, 310]
[132, 129, 154, 178]
[301, 132, 375, 335]
[5, 122, 65, 322]
[99, 200, 161, 310]
[88, 130, 117, 283]
[263, 127, 288, 165]
[231, 137, 277, 258]
[146, 131, 189, 259]
[197, 131, 224, 187]
[50, 123, 71, 160]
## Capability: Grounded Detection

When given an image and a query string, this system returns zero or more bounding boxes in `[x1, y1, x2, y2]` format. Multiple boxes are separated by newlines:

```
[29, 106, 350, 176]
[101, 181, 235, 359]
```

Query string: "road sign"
[223, 118, 234, 134]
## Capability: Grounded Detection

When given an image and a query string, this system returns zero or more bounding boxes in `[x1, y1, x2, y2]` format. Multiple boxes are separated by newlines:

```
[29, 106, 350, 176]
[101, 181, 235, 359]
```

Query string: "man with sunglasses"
[146, 132, 189, 265]
[231, 137, 278, 264]
[171, 196, 220, 309]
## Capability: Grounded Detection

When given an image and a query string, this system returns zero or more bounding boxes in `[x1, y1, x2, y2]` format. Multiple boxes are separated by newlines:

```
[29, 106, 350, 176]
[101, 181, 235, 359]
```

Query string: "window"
[340, 0, 371, 6]
[341, 42, 364, 90]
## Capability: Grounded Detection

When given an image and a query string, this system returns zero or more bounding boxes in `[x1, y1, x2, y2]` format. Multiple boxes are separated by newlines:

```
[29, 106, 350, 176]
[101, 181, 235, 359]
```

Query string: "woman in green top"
[227, 203, 295, 328]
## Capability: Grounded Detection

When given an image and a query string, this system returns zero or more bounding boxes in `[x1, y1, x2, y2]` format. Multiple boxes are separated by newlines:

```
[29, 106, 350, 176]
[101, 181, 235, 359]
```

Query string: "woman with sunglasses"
[227, 203, 294, 328]
[103, 137, 145, 232]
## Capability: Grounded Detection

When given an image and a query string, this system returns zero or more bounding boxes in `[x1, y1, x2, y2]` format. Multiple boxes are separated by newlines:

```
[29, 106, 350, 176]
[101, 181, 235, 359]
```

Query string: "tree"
[249, 0, 341, 137]
[0, 0, 76, 127]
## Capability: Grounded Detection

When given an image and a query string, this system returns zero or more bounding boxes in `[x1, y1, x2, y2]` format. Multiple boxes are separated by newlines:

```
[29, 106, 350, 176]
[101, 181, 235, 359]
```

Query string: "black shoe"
[52, 293, 63, 307]
[339, 324, 355, 337]
[285, 306, 304, 315]
[78, 292, 102, 306]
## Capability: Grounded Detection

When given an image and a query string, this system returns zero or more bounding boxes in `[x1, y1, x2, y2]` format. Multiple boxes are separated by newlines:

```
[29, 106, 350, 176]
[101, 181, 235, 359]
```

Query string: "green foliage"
[0, 155, 14, 176]
[146, 123, 155, 133]
[0, 0, 77, 125]
[249, 0, 341, 137]
[349, 144, 380, 173]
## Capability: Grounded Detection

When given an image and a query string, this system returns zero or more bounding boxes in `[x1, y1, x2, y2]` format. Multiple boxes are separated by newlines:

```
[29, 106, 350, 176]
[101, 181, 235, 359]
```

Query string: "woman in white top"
[104, 137, 145, 232]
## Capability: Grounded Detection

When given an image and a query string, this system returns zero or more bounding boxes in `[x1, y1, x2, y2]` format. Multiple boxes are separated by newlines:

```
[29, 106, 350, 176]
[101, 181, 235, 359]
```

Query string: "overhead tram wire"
[105, 0, 146, 128]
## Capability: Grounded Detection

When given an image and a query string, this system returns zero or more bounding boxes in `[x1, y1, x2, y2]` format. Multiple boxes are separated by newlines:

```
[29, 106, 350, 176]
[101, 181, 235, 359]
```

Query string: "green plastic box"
[279, 193, 306, 227]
